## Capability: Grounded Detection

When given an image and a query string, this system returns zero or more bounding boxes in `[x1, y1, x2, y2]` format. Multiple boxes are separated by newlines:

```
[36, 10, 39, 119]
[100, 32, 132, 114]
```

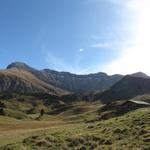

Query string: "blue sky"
[0, 0, 149, 74]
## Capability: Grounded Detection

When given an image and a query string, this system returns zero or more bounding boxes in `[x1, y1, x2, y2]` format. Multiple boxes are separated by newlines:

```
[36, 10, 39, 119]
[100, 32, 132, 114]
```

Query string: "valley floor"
[0, 101, 149, 150]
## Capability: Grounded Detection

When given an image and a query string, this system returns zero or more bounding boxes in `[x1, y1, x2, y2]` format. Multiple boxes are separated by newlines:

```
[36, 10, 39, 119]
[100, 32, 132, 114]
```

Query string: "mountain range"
[1, 62, 150, 103]
[1, 62, 123, 93]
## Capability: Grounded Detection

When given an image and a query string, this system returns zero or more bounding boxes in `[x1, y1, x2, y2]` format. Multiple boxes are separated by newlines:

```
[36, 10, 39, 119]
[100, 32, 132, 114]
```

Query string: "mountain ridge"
[1, 62, 150, 104]
[5, 62, 123, 93]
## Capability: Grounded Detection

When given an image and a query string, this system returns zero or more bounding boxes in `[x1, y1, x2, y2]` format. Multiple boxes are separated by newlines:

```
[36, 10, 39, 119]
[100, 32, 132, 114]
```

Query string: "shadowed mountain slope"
[95, 75, 150, 103]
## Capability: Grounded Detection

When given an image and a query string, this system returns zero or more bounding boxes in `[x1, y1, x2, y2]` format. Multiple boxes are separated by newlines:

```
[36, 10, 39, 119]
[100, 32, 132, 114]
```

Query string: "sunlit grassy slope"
[0, 98, 149, 150]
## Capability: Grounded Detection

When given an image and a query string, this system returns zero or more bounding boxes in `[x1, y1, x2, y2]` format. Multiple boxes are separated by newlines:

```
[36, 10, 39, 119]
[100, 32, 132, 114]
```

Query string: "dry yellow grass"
[0, 116, 69, 145]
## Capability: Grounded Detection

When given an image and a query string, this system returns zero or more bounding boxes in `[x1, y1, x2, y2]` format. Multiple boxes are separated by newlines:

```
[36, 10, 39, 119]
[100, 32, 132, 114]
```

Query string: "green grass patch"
[0, 107, 149, 150]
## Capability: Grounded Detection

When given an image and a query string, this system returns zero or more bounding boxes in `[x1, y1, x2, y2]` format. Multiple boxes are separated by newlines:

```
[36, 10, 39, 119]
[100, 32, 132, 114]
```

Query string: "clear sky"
[0, 0, 150, 75]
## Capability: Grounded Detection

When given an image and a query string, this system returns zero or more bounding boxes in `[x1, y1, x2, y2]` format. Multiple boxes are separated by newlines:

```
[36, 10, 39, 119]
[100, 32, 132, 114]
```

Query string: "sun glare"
[104, 0, 150, 75]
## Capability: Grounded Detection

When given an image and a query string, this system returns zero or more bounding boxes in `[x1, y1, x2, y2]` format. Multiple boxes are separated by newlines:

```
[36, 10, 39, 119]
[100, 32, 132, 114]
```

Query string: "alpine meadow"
[0, 0, 149, 150]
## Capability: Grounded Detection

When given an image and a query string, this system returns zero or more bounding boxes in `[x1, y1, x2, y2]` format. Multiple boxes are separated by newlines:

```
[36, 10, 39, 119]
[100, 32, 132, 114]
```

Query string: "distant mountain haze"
[130, 72, 150, 78]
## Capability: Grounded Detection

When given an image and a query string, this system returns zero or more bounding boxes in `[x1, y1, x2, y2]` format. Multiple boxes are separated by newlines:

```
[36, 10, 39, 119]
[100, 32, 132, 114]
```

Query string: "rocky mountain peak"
[7, 62, 32, 70]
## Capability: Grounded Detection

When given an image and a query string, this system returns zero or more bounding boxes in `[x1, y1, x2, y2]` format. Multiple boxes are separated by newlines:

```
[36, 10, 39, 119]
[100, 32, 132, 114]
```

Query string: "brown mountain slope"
[0, 68, 67, 95]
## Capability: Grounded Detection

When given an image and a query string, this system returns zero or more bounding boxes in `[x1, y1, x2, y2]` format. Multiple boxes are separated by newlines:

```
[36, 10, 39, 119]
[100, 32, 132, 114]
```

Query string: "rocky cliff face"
[42, 70, 123, 92]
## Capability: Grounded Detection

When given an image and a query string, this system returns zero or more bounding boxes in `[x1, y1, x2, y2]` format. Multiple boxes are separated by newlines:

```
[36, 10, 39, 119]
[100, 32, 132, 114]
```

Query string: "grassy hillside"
[0, 98, 149, 150]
